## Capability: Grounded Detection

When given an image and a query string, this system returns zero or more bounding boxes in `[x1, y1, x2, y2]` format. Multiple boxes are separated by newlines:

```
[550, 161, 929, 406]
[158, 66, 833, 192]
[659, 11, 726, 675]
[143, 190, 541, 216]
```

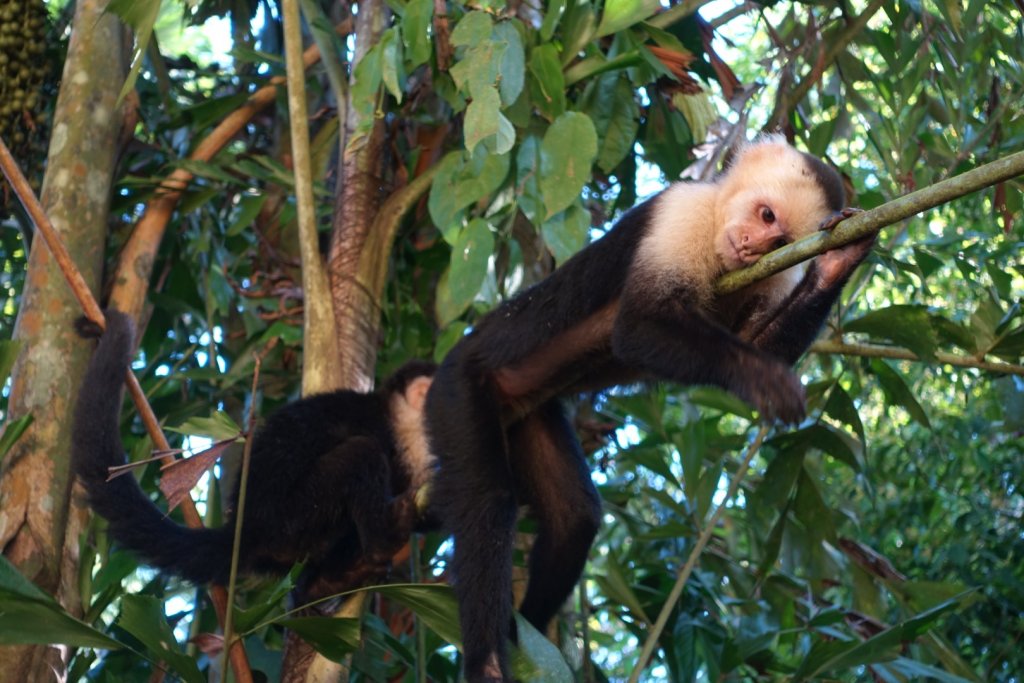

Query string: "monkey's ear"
[404, 377, 433, 411]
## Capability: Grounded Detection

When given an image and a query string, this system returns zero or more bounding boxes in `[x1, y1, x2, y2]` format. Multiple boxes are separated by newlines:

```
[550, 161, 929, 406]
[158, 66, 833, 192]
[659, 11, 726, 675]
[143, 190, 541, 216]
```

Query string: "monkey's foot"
[817, 206, 863, 232]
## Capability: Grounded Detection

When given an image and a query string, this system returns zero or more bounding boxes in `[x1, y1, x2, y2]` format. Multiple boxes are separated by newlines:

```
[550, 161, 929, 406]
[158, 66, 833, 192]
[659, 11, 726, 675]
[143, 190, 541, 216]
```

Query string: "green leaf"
[167, 411, 243, 441]
[597, 77, 640, 173]
[540, 112, 597, 219]
[0, 414, 31, 459]
[226, 194, 269, 236]
[592, 551, 651, 623]
[0, 339, 20, 382]
[0, 556, 122, 649]
[380, 28, 405, 103]
[795, 592, 974, 680]
[465, 86, 502, 154]
[107, 0, 160, 103]
[686, 386, 755, 419]
[444, 218, 495, 319]
[119, 595, 204, 683]
[845, 305, 939, 361]
[402, 0, 433, 68]
[560, 1, 597, 66]
[793, 469, 835, 543]
[540, 203, 589, 265]
[540, 0, 567, 41]
[528, 44, 566, 122]
[374, 584, 462, 647]
[596, 0, 659, 37]
[511, 614, 574, 682]
[451, 10, 493, 47]
[755, 450, 805, 511]
[348, 43, 384, 150]
[515, 135, 544, 225]
[278, 616, 362, 660]
[824, 384, 866, 450]
[870, 359, 931, 428]
[493, 20, 525, 106]
[428, 148, 511, 237]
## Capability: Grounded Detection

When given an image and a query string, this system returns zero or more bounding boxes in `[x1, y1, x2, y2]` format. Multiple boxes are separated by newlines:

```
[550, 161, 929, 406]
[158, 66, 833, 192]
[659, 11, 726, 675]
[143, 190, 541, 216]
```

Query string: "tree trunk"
[0, 0, 126, 678]
[327, 0, 391, 392]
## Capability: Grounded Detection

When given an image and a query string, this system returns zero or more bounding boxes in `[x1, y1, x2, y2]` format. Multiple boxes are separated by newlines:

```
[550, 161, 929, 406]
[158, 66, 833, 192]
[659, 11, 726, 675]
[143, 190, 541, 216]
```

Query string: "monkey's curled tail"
[72, 310, 232, 585]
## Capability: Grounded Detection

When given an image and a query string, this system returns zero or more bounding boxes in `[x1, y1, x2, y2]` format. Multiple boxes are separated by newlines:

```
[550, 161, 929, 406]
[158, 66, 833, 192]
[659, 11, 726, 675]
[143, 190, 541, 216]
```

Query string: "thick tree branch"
[812, 340, 1024, 377]
[282, 0, 343, 395]
[716, 149, 1024, 295]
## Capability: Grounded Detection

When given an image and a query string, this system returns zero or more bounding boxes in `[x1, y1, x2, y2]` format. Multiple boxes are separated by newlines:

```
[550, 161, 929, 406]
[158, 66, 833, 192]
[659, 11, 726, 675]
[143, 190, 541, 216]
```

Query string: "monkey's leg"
[509, 400, 601, 632]
[427, 358, 519, 682]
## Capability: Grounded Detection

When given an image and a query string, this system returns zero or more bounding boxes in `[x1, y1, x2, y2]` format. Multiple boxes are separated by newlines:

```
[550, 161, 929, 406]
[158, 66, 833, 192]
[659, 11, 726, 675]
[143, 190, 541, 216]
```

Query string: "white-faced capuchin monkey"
[424, 136, 876, 681]
[72, 310, 438, 596]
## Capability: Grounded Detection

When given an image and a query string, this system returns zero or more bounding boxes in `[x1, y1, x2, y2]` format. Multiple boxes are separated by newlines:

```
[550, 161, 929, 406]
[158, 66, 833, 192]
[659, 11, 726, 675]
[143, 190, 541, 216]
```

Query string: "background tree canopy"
[0, 0, 1021, 681]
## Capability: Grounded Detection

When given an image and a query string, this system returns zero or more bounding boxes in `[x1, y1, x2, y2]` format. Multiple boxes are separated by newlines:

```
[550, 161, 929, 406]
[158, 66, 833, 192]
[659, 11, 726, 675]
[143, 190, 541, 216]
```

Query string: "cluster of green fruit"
[0, 0, 50, 143]
[1, 0, 54, 210]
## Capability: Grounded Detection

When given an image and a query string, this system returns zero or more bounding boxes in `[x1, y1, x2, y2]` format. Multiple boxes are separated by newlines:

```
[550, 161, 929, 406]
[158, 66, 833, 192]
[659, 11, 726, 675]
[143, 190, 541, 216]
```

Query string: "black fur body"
[72, 310, 437, 592]
[424, 140, 875, 681]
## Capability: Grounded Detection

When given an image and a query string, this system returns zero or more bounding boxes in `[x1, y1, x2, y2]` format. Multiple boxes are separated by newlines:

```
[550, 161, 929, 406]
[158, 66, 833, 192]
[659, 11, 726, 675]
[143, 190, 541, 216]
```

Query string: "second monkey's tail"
[71, 310, 232, 585]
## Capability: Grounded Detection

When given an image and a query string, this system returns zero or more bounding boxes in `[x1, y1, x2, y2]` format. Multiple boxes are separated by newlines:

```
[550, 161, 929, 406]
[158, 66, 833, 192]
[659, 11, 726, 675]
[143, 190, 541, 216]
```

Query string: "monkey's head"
[714, 136, 845, 272]
[384, 360, 437, 412]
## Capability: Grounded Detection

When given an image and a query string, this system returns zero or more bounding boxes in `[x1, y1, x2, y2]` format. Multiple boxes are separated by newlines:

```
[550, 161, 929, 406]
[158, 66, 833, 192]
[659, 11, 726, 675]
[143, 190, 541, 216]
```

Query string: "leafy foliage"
[1, 0, 1021, 680]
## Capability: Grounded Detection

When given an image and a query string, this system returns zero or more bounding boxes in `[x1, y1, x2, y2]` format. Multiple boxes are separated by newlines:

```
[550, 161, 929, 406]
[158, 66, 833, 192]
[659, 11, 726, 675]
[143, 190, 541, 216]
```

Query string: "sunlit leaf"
[540, 112, 597, 219]
[595, 0, 659, 37]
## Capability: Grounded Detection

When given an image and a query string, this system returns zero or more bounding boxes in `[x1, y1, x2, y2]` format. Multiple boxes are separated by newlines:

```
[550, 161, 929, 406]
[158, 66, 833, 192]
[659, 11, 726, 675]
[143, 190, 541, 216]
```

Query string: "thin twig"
[222, 351, 264, 683]
[628, 424, 770, 683]
[812, 339, 1024, 377]
[0, 135, 254, 683]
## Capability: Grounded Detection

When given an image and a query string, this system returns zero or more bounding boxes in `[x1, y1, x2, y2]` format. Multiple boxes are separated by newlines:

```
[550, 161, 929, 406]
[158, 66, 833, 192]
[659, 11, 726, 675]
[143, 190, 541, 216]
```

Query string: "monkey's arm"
[739, 233, 876, 363]
[611, 285, 806, 423]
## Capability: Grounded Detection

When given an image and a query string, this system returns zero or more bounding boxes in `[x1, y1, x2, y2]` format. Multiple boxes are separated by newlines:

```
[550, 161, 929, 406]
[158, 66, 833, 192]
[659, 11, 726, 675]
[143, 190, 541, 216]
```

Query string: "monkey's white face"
[715, 140, 836, 272]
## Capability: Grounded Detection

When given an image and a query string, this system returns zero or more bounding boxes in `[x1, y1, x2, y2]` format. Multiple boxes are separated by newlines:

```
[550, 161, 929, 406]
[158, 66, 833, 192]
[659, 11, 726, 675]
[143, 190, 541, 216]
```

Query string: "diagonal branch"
[715, 149, 1024, 295]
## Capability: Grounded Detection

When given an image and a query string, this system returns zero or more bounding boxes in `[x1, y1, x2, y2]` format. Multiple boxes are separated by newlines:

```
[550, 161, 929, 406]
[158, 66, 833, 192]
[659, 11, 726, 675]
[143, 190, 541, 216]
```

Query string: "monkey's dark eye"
[761, 207, 776, 224]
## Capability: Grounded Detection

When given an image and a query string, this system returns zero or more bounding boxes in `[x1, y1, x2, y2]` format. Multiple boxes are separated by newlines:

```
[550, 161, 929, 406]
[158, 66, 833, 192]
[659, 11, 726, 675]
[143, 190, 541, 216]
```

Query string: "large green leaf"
[845, 304, 939, 361]
[401, 0, 433, 68]
[278, 616, 362, 660]
[540, 203, 589, 265]
[428, 148, 511, 237]
[528, 44, 566, 122]
[869, 359, 932, 428]
[540, 112, 597, 219]
[118, 595, 204, 683]
[0, 556, 122, 650]
[511, 614, 574, 682]
[794, 592, 974, 680]
[374, 584, 462, 647]
[439, 218, 494, 322]
[596, 0, 660, 36]
[493, 20, 525, 106]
